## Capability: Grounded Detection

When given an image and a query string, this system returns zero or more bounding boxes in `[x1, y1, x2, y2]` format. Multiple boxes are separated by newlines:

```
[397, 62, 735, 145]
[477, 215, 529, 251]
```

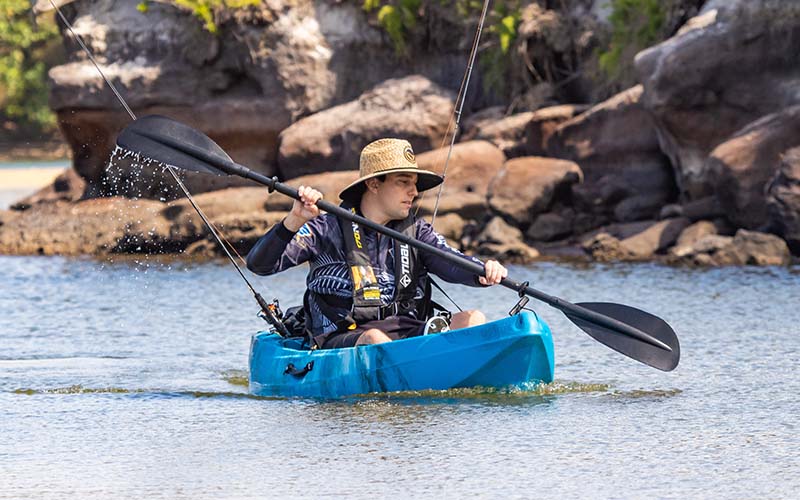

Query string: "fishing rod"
[424, 0, 492, 226]
[45, 0, 290, 336]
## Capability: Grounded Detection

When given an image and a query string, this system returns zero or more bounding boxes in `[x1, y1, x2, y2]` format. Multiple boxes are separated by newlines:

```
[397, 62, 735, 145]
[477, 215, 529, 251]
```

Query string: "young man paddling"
[247, 138, 507, 349]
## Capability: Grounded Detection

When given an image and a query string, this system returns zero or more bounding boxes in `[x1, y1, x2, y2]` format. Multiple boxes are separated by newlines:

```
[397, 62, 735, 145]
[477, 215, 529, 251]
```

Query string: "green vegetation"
[138, 0, 260, 33]
[478, 0, 521, 98]
[363, 0, 521, 96]
[598, 0, 667, 83]
[363, 0, 422, 56]
[0, 0, 60, 134]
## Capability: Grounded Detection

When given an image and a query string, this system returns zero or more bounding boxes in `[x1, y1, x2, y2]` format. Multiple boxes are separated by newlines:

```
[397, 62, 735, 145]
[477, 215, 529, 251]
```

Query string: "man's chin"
[396, 206, 411, 219]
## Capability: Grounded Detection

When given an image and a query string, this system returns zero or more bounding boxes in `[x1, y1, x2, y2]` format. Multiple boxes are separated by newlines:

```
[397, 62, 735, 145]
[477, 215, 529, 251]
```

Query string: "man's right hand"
[283, 185, 323, 232]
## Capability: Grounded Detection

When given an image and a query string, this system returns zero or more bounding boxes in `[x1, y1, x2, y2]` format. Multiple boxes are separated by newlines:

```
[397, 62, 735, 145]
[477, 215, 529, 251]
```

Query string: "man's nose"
[410, 183, 418, 197]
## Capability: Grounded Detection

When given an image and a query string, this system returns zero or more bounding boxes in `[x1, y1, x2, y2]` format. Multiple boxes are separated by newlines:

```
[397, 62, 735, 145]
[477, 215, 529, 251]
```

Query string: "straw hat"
[339, 138, 443, 202]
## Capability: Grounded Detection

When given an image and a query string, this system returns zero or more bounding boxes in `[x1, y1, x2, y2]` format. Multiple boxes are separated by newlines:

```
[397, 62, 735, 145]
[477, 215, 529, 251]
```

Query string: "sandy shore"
[0, 166, 68, 209]
[0, 167, 67, 190]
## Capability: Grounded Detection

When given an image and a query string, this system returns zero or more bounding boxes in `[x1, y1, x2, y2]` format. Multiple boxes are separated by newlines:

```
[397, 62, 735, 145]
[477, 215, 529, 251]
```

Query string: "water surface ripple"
[1, 256, 798, 498]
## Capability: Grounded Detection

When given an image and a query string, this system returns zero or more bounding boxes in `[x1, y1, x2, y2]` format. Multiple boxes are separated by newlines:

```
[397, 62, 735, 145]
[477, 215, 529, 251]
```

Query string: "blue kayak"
[249, 311, 555, 398]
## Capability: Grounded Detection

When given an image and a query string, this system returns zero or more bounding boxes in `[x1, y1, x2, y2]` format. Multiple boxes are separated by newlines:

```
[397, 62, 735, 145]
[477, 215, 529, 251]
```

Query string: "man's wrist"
[283, 214, 306, 232]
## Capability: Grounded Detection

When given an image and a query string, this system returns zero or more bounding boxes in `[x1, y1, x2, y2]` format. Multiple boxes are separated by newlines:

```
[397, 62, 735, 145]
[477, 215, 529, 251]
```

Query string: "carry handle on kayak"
[284, 361, 314, 378]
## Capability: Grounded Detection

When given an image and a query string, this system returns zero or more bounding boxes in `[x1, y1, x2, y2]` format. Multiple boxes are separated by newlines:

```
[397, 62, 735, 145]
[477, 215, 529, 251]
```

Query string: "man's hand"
[283, 185, 323, 232]
[479, 259, 508, 286]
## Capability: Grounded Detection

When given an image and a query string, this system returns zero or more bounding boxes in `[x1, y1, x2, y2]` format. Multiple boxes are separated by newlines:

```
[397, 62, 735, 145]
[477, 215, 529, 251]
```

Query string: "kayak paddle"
[116, 115, 680, 371]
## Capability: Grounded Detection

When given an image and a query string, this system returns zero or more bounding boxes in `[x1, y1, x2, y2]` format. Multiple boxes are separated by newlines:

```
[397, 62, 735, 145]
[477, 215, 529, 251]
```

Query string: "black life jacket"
[337, 201, 420, 323]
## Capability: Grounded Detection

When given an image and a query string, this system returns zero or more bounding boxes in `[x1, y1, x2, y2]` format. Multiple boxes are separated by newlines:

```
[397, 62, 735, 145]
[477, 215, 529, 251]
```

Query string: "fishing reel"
[423, 311, 452, 335]
[257, 297, 284, 323]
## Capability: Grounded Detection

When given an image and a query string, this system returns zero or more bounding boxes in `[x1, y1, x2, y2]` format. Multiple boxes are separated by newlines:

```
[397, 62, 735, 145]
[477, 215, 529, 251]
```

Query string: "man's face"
[373, 172, 419, 220]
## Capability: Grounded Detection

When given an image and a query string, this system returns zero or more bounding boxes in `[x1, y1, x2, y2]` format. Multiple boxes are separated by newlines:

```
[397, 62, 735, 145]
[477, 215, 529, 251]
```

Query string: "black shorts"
[321, 316, 426, 349]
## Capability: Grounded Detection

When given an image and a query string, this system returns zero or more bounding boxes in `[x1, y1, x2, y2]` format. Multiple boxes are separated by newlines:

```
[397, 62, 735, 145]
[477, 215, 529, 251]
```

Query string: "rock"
[277, 171, 361, 210]
[431, 213, 467, 243]
[546, 86, 677, 220]
[581, 233, 633, 262]
[163, 187, 274, 241]
[474, 216, 540, 262]
[668, 234, 735, 265]
[186, 211, 287, 257]
[0, 198, 171, 255]
[614, 194, 668, 223]
[164, 187, 271, 222]
[668, 230, 790, 266]
[460, 107, 506, 139]
[416, 192, 488, 221]
[514, 3, 607, 105]
[415, 141, 506, 197]
[619, 218, 691, 258]
[526, 211, 574, 242]
[45, 0, 473, 198]
[524, 104, 589, 156]
[488, 156, 582, 227]
[579, 220, 656, 242]
[675, 221, 718, 248]
[708, 106, 800, 229]
[729, 229, 791, 266]
[767, 147, 800, 253]
[636, 0, 800, 199]
[461, 112, 534, 158]
[276, 76, 455, 178]
[659, 196, 725, 222]
[10, 168, 86, 210]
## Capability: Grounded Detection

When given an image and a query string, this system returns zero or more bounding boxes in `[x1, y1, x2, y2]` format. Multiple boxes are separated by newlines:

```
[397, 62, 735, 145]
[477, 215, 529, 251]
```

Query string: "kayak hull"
[248, 311, 555, 398]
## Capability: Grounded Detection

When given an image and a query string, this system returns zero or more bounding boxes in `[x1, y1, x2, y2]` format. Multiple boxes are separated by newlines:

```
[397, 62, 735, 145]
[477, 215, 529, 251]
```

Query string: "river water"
[1, 253, 798, 499]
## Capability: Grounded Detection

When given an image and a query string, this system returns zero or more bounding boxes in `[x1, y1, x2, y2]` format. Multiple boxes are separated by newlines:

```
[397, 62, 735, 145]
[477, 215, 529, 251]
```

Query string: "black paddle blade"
[567, 302, 680, 371]
[116, 115, 232, 176]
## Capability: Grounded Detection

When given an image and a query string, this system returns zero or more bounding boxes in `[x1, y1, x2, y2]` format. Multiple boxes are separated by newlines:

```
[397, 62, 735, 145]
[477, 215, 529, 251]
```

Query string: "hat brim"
[339, 167, 443, 203]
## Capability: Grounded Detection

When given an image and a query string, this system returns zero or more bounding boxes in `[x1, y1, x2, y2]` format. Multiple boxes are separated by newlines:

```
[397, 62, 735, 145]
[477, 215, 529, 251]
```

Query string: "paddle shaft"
[140, 130, 672, 352]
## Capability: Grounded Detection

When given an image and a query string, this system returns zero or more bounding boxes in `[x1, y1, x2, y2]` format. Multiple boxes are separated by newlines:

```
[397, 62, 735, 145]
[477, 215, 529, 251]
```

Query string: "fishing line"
[416, 0, 492, 226]
[46, 0, 286, 331]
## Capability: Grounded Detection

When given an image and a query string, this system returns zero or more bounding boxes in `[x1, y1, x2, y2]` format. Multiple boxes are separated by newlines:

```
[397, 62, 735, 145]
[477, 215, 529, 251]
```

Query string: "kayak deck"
[249, 311, 555, 398]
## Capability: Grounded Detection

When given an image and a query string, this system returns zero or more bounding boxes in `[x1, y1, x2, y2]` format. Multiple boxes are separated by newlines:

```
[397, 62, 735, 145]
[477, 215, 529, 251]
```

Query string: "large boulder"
[546, 86, 677, 221]
[635, 0, 800, 199]
[0, 198, 171, 255]
[675, 220, 718, 248]
[524, 104, 589, 156]
[472, 216, 540, 262]
[618, 217, 691, 258]
[767, 147, 800, 253]
[488, 156, 582, 227]
[0, 191, 288, 256]
[413, 140, 505, 221]
[276, 76, 455, 178]
[669, 229, 791, 266]
[708, 106, 800, 230]
[42, 0, 471, 198]
[526, 210, 575, 242]
[415, 140, 506, 197]
[459, 112, 534, 158]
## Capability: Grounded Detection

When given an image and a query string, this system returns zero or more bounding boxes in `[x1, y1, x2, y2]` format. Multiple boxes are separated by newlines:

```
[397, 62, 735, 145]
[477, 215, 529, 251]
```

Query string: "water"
[1, 255, 798, 498]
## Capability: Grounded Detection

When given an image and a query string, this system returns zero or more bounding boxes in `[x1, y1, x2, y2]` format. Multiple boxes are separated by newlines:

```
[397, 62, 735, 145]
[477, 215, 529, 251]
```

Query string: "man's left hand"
[479, 260, 508, 286]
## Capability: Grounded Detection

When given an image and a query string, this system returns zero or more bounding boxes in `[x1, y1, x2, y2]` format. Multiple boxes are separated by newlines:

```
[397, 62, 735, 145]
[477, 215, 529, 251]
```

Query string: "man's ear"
[365, 178, 380, 193]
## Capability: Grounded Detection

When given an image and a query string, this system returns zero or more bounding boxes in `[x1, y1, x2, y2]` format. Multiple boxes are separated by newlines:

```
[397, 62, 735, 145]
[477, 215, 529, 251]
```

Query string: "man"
[246, 138, 507, 349]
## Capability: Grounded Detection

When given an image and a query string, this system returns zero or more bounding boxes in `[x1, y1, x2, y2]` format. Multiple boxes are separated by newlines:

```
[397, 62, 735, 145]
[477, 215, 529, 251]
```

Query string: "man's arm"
[415, 220, 507, 287]
[246, 186, 324, 276]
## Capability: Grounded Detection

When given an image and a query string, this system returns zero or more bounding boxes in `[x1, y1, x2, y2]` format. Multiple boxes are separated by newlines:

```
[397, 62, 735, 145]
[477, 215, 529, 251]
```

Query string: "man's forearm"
[245, 220, 297, 275]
